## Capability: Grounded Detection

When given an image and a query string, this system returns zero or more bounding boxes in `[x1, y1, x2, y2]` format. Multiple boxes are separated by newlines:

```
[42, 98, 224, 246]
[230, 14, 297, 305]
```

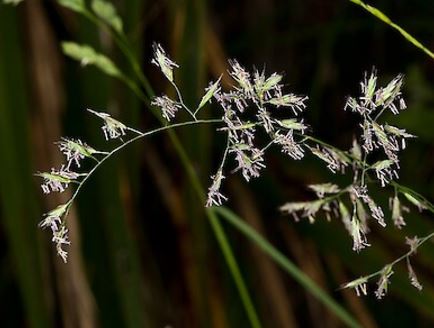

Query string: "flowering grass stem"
[67, 119, 221, 207]
[42, 1, 434, 320]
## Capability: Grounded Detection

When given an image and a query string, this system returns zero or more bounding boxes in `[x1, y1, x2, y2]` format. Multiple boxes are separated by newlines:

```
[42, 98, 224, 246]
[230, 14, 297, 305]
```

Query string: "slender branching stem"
[64, 119, 221, 218]
[169, 80, 197, 120]
[362, 232, 434, 282]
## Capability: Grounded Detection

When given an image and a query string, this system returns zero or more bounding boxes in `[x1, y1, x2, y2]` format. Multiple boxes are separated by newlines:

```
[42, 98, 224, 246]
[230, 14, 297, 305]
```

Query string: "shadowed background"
[1, 0, 434, 327]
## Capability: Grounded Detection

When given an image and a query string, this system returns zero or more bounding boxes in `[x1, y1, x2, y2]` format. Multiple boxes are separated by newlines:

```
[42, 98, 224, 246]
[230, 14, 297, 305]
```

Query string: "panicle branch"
[36, 43, 434, 302]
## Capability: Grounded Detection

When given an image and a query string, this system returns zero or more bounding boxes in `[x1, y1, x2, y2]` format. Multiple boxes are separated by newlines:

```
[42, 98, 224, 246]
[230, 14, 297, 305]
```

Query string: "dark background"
[1, 0, 434, 327]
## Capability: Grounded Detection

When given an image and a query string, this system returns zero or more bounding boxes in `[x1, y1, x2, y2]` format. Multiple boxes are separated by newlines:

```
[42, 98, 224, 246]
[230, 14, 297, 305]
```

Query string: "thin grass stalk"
[161, 128, 263, 328]
[214, 206, 362, 328]
[349, 0, 434, 59]
[231, 181, 299, 327]
[171, 0, 212, 324]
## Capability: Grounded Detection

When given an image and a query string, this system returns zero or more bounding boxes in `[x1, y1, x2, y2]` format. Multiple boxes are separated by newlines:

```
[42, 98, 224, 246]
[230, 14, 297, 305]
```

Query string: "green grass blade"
[214, 206, 362, 328]
[349, 0, 434, 60]
[207, 209, 262, 328]
[171, 0, 214, 325]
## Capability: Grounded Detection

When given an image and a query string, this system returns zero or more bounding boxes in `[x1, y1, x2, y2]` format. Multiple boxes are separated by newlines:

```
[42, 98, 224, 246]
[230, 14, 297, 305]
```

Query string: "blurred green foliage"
[1, 0, 434, 327]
